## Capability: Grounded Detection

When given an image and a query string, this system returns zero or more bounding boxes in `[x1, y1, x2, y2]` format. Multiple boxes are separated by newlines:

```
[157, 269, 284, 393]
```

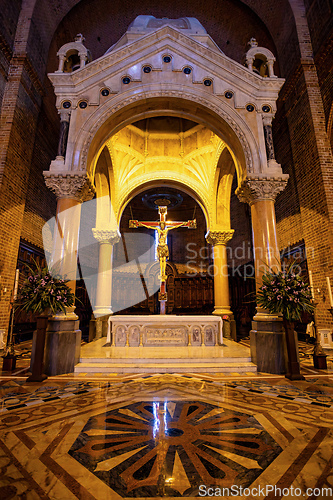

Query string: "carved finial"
[248, 37, 258, 48]
[74, 33, 85, 43]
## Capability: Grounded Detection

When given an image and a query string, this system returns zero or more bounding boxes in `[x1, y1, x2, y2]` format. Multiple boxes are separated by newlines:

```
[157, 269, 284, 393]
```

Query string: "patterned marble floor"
[1, 373, 333, 499]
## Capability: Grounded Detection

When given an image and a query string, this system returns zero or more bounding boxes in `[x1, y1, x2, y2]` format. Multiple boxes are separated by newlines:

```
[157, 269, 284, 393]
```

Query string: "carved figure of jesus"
[129, 207, 196, 282]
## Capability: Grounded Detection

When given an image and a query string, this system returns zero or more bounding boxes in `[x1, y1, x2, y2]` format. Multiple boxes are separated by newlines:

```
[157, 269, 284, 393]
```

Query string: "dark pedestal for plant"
[2, 355, 17, 372]
[30, 317, 81, 376]
[250, 319, 286, 374]
[313, 354, 327, 369]
[27, 315, 48, 382]
[283, 319, 305, 381]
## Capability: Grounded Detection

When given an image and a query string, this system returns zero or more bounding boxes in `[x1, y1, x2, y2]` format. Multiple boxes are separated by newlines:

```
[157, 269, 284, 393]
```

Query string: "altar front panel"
[108, 315, 223, 347]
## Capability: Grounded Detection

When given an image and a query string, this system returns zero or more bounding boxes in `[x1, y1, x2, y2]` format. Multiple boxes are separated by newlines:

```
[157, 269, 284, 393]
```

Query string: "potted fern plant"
[19, 264, 75, 381]
[257, 264, 315, 380]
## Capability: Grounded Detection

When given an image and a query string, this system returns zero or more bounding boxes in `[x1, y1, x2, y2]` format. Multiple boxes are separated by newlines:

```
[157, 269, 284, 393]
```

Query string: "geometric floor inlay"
[69, 400, 282, 497]
[1, 373, 333, 499]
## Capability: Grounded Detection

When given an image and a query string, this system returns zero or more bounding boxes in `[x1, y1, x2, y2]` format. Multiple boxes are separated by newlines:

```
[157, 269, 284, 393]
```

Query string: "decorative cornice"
[43, 172, 95, 202]
[206, 230, 234, 246]
[62, 26, 283, 94]
[236, 176, 288, 205]
[92, 228, 120, 245]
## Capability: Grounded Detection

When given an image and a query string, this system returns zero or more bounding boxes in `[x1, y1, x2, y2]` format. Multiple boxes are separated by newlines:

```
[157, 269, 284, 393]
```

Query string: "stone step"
[79, 356, 252, 364]
[74, 360, 257, 374]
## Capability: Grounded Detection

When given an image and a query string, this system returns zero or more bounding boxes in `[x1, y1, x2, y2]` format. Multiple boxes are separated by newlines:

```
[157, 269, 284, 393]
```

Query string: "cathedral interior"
[1, 0, 333, 498]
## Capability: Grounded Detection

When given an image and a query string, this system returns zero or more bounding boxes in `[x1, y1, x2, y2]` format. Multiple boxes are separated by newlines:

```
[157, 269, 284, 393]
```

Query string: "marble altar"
[107, 315, 223, 347]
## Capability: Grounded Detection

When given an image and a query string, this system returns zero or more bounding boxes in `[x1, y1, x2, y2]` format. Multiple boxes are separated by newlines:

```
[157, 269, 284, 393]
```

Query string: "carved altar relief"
[110, 315, 223, 346]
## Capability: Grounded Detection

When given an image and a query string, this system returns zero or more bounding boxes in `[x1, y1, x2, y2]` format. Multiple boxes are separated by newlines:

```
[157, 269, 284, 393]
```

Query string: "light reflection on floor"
[0, 373, 333, 498]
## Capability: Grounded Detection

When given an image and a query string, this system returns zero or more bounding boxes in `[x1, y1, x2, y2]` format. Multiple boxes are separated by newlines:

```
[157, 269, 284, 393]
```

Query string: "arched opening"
[86, 108, 254, 328]
[64, 50, 81, 72]
[113, 186, 212, 315]
[87, 99, 252, 237]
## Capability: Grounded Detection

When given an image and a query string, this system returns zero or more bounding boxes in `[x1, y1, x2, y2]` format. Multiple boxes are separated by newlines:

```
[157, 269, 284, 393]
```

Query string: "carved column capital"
[262, 114, 273, 127]
[92, 228, 120, 245]
[236, 176, 288, 205]
[43, 172, 95, 202]
[59, 110, 70, 122]
[206, 230, 234, 246]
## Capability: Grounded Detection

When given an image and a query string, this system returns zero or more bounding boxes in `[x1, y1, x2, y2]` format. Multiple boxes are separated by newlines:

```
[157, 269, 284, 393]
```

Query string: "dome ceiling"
[106, 117, 226, 195]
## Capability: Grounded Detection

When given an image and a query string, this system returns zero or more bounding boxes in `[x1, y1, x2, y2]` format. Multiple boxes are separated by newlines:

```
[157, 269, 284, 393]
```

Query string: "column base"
[93, 307, 113, 318]
[89, 315, 110, 341]
[250, 320, 287, 374]
[212, 307, 233, 317]
[31, 318, 81, 376]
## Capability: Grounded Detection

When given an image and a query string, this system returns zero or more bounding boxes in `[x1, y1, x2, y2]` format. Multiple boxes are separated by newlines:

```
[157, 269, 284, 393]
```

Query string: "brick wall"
[21, 77, 58, 249]
[303, 0, 333, 57]
[0, 0, 44, 338]
[274, 66, 333, 327]
[0, 0, 21, 111]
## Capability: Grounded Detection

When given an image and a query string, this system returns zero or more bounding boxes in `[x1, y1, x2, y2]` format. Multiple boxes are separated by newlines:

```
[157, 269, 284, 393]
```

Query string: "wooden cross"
[129, 206, 196, 314]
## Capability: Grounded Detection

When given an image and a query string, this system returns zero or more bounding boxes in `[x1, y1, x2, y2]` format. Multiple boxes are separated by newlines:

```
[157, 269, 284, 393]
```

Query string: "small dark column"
[263, 123, 275, 161]
[57, 111, 70, 158]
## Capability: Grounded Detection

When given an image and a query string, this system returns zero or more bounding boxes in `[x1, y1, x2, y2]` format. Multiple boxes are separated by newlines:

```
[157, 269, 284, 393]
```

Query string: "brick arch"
[29, 0, 297, 78]
[327, 102, 333, 151]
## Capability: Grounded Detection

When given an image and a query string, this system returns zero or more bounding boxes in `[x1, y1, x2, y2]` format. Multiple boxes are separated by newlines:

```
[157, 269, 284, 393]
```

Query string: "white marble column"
[206, 229, 234, 317]
[41, 171, 95, 375]
[92, 228, 120, 317]
[44, 172, 95, 319]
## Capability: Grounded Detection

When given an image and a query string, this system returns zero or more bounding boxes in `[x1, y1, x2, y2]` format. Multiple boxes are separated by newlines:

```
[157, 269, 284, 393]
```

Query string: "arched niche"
[214, 148, 236, 229]
[117, 179, 209, 231]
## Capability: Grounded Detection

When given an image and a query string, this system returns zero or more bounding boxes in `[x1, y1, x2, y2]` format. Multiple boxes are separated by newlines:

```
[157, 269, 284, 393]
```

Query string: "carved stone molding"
[79, 89, 254, 175]
[236, 176, 288, 205]
[206, 230, 234, 246]
[92, 228, 120, 245]
[43, 172, 95, 202]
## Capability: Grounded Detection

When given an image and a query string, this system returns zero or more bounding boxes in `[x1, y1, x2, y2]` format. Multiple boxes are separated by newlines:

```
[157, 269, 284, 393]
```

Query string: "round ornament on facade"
[224, 91, 233, 99]
[62, 101, 71, 109]
[143, 66, 152, 73]
[101, 88, 110, 96]
[122, 77, 131, 84]
[79, 101, 88, 109]
[183, 67, 192, 74]
[246, 104, 255, 112]
[262, 105, 271, 113]
[203, 79, 212, 86]
[163, 55, 171, 63]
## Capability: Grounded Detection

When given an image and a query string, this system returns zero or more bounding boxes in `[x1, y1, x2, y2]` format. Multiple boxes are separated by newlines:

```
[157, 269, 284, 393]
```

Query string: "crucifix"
[129, 206, 196, 314]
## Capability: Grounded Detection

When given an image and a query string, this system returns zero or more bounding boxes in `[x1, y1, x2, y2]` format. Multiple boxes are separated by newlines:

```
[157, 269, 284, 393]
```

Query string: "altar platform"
[74, 338, 257, 374]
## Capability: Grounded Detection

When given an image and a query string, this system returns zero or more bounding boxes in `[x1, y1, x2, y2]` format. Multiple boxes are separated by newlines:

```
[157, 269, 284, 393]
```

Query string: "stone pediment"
[49, 23, 284, 112]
